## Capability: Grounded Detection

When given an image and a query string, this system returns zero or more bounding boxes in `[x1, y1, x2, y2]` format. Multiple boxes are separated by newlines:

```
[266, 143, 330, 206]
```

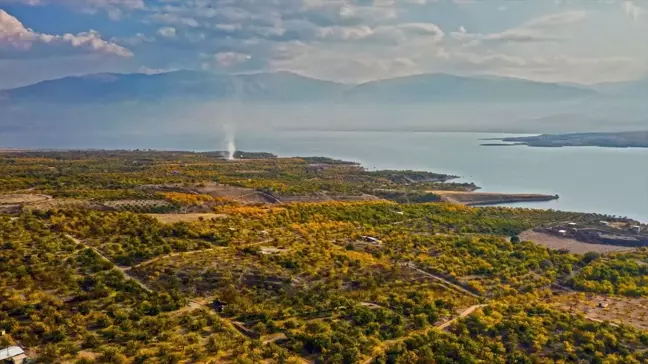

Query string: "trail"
[401, 262, 481, 299]
[64, 234, 152, 293]
[232, 191, 283, 204]
[360, 304, 487, 364]
[131, 238, 275, 269]
[436, 304, 487, 330]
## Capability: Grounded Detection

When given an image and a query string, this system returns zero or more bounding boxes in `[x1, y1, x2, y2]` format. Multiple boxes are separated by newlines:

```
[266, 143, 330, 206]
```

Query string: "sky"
[0, 0, 646, 89]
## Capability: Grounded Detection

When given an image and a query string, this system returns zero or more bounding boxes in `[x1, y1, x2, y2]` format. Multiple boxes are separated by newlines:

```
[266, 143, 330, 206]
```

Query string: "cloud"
[315, 22, 443, 44]
[111, 32, 154, 47]
[0, 10, 132, 59]
[623, 1, 646, 20]
[451, 11, 587, 46]
[523, 11, 588, 28]
[156, 27, 176, 38]
[213, 51, 251, 67]
[0, 0, 145, 19]
[451, 29, 558, 45]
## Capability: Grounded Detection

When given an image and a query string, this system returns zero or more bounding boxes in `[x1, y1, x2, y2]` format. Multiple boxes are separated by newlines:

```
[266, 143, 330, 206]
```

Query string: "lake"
[230, 131, 648, 222]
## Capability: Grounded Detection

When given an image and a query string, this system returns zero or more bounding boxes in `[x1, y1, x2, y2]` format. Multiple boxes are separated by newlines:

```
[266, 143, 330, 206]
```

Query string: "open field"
[0, 193, 51, 205]
[431, 190, 558, 206]
[550, 293, 648, 330]
[520, 230, 633, 254]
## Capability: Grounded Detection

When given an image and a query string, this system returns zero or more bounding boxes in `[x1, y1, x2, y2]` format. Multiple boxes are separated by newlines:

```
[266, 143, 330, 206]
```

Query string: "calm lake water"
[230, 131, 648, 222]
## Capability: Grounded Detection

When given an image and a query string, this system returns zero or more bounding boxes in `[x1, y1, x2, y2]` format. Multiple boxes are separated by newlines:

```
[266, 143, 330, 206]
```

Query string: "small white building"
[0, 346, 28, 364]
[360, 236, 382, 244]
[558, 229, 567, 235]
[568, 222, 577, 226]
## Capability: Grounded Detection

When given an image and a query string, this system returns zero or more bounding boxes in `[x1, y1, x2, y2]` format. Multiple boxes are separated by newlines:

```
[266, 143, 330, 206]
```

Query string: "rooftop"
[0, 346, 24, 360]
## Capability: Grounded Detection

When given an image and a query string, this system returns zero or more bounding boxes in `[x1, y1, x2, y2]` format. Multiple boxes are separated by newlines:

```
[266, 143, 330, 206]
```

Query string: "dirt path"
[64, 234, 152, 293]
[232, 191, 282, 204]
[361, 304, 487, 364]
[131, 238, 275, 269]
[436, 304, 487, 330]
[130, 248, 222, 269]
[401, 262, 481, 299]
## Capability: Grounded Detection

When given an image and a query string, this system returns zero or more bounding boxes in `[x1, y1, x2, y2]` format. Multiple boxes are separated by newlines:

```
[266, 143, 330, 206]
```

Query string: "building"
[360, 236, 382, 244]
[0, 346, 28, 364]
[558, 230, 567, 235]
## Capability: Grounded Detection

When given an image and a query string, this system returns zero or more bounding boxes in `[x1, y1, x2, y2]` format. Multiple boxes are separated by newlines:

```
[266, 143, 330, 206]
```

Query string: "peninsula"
[482, 131, 648, 148]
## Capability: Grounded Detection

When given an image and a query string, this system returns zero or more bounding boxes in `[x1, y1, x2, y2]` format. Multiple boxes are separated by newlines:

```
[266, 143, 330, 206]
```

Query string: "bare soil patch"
[193, 182, 276, 204]
[26, 198, 107, 211]
[550, 293, 648, 330]
[430, 190, 557, 206]
[146, 213, 228, 224]
[520, 230, 631, 254]
[0, 193, 51, 205]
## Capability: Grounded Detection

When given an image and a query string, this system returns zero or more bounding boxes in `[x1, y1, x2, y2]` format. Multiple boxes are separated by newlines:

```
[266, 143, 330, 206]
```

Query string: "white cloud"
[213, 51, 251, 67]
[451, 11, 586, 46]
[315, 22, 443, 44]
[623, 1, 646, 20]
[156, 27, 176, 38]
[523, 11, 588, 28]
[315, 25, 374, 41]
[451, 29, 558, 44]
[0, 0, 145, 18]
[111, 32, 154, 47]
[0, 10, 132, 59]
[147, 13, 200, 28]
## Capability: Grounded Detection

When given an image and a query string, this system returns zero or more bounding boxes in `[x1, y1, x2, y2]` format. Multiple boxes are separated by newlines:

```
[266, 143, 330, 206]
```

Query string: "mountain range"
[3, 70, 635, 104]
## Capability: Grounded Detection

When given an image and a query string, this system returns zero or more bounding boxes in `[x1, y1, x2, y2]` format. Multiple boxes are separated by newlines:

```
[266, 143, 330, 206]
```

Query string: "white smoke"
[223, 123, 236, 160]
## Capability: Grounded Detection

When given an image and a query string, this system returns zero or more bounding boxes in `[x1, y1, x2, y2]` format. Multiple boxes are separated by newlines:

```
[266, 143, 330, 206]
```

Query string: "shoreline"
[430, 190, 559, 206]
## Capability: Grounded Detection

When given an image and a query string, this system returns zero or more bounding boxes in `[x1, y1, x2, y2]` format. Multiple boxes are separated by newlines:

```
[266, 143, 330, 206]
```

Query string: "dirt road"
[360, 304, 487, 364]
[401, 262, 481, 299]
[64, 234, 152, 293]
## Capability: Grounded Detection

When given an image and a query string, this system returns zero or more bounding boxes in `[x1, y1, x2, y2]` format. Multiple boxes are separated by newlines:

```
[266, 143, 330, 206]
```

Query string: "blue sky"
[0, 0, 646, 89]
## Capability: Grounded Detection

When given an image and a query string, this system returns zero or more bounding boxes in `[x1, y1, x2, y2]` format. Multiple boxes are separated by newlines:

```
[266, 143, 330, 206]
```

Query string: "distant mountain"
[0, 70, 598, 104]
[347, 73, 596, 102]
[0, 71, 345, 103]
[593, 78, 648, 98]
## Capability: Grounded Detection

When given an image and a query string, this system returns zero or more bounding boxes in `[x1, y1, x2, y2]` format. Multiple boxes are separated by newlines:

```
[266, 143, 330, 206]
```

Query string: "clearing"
[550, 293, 648, 330]
[0, 193, 51, 205]
[430, 190, 557, 206]
[520, 230, 632, 254]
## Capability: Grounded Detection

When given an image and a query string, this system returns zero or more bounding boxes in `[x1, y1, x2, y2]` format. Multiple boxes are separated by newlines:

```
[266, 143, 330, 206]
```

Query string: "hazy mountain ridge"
[0, 70, 605, 104]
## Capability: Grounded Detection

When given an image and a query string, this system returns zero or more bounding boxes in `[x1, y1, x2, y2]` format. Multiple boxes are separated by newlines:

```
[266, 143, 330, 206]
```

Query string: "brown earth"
[520, 230, 632, 254]
[0, 193, 52, 205]
[550, 293, 648, 330]
[430, 190, 558, 206]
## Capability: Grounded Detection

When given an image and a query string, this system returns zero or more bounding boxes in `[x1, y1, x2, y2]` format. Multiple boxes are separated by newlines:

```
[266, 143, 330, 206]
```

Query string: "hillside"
[1, 150, 648, 363]
[347, 73, 596, 102]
